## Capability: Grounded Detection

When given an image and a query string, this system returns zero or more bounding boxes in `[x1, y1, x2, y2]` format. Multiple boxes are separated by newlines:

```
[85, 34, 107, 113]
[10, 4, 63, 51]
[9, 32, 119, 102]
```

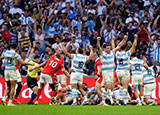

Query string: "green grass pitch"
[0, 104, 160, 115]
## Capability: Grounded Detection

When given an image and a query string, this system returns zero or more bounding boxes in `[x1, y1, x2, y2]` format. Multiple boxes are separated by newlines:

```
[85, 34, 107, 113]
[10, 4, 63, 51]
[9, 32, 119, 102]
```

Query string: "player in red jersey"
[29, 54, 70, 105]
[92, 53, 103, 101]
[51, 47, 67, 88]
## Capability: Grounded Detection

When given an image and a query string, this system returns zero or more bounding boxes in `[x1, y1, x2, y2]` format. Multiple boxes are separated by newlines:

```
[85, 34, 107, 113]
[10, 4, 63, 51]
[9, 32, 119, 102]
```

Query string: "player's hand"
[62, 42, 66, 46]
[134, 34, 138, 39]
[97, 37, 101, 41]
[112, 36, 117, 41]
[124, 35, 128, 40]
[89, 45, 93, 50]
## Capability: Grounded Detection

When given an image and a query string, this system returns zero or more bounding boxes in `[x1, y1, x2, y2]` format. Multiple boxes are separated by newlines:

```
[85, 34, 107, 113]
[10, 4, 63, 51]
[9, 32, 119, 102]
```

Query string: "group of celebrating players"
[0, 34, 157, 106]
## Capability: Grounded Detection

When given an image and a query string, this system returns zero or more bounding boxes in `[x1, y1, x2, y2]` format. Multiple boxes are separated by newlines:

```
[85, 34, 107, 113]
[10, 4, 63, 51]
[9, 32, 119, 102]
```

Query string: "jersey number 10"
[49, 61, 58, 68]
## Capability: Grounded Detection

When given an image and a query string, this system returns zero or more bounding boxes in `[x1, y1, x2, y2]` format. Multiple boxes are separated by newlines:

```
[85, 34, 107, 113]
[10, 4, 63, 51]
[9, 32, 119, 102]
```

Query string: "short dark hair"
[131, 52, 136, 57]
[34, 55, 40, 59]
[78, 48, 83, 54]
[121, 43, 127, 50]
[11, 43, 18, 49]
[103, 43, 110, 48]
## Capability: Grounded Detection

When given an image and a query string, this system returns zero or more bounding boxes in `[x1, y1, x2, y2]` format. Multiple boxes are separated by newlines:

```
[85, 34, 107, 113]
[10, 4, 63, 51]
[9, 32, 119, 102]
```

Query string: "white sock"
[72, 89, 78, 103]
[137, 97, 141, 103]
[141, 96, 144, 102]
[102, 90, 108, 103]
[108, 90, 113, 103]
[83, 96, 87, 102]
[8, 99, 12, 104]
[3, 96, 7, 99]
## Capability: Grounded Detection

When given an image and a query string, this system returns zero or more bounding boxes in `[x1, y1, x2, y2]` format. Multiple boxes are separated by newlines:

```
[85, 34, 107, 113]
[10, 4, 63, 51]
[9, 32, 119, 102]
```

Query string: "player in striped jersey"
[97, 36, 127, 105]
[115, 34, 137, 105]
[130, 53, 148, 105]
[0, 43, 34, 106]
[62, 42, 93, 105]
[86, 87, 100, 105]
[142, 67, 156, 105]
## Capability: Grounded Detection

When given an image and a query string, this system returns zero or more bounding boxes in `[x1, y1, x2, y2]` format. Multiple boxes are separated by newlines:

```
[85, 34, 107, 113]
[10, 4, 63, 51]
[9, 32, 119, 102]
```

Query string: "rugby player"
[29, 54, 70, 105]
[115, 34, 137, 105]
[62, 42, 93, 105]
[130, 53, 148, 105]
[0, 43, 34, 106]
[97, 35, 127, 105]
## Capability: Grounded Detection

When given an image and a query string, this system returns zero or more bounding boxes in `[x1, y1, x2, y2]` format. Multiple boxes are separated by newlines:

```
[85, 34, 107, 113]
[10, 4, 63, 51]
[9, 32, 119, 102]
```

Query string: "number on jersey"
[135, 64, 140, 70]
[119, 58, 123, 64]
[78, 61, 84, 68]
[49, 60, 58, 68]
[6, 57, 13, 64]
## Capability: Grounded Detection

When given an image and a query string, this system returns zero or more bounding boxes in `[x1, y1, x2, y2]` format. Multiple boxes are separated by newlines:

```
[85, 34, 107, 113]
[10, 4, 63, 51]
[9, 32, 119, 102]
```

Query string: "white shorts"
[5, 70, 17, 81]
[16, 69, 22, 82]
[70, 72, 83, 84]
[117, 70, 130, 83]
[57, 74, 67, 85]
[132, 75, 143, 85]
[40, 73, 53, 84]
[102, 71, 114, 85]
[144, 83, 156, 96]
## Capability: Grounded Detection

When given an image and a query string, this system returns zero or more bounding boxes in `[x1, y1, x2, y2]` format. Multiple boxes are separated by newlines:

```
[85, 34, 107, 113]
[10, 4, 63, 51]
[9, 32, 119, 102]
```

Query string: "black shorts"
[27, 76, 38, 89]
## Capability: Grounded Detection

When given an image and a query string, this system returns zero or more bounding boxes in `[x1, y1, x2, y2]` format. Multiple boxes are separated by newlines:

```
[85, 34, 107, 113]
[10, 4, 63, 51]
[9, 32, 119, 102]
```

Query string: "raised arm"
[0, 56, 4, 60]
[29, 41, 36, 59]
[113, 35, 128, 53]
[97, 37, 102, 55]
[88, 45, 94, 61]
[62, 42, 72, 59]
[129, 34, 137, 55]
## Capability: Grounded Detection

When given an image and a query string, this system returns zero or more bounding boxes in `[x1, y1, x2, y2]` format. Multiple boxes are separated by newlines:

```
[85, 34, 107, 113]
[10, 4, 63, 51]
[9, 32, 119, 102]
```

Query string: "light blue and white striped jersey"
[142, 67, 155, 84]
[86, 87, 99, 102]
[66, 85, 72, 97]
[2, 50, 20, 71]
[154, 44, 160, 63]
[100, 50, 115, 72]
[116, 50, 131, 71]
[71, 54, 88, 73]
[130, 57, 145, 75]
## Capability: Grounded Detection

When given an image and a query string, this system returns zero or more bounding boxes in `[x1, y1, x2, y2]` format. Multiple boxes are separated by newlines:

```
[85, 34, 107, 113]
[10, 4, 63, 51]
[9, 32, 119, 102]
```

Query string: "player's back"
[130, 57, 145, 75]
[71, 54, 88, 73]
[116, 51, 131, 71]
[42, 57, 63, 76]
[3, 50, 20, 70]
[86, 87, 99, 102]
[142, 67, 155, 84]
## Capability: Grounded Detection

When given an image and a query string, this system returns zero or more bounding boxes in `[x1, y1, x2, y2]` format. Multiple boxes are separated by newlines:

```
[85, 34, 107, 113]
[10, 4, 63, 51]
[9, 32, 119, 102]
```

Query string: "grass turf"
[0, 104, 160, 115]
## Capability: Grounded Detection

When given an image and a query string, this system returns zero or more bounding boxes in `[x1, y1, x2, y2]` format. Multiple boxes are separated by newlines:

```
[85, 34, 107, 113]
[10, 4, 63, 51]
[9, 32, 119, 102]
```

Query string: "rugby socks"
[141, 96, 144, 102]
[50, 91, 56, 97]
[137, 97, 141, 104]
[15, 82, 22, 97]
[83, 95, 87, 102]
[8, 99, 12, 105]
[102, 90, 108, 103]
[108, 90, 114, 104]
[3, 96, 7, 100]
[36, 89, 42, 101]
[72, 89, 78, 103]
[29, 93, 37, 103]
[123, 88, 128, 105]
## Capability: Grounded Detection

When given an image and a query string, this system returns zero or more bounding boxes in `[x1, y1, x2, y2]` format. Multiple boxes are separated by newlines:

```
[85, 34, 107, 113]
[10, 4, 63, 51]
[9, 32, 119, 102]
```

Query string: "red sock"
[50, 91, 56, 97]
[36, 89, 42, 101]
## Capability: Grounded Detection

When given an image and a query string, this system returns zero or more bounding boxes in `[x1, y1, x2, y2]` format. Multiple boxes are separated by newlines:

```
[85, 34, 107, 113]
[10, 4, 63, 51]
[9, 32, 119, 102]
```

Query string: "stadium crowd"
[0, 0, 160, 106]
